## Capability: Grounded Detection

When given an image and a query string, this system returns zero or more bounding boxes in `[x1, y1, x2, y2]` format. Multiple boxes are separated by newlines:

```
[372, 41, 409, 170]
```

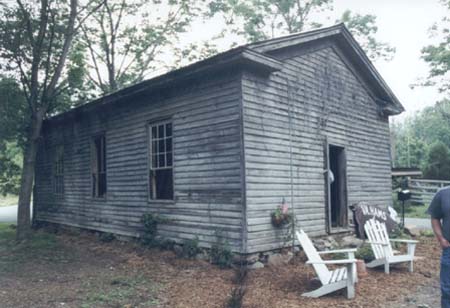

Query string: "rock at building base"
[247, 261, 264, 270]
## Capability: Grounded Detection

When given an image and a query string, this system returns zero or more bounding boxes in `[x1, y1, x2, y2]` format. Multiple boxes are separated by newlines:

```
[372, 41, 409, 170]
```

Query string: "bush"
[99, 232, 115, 242]
[181, 237, 200, 259]
[159, 239, 176, 250]
[355, 244, 375, 262]
[210, 231, 233, 268]
[141, 213, 167, 248]
[423, 142, 450, 180]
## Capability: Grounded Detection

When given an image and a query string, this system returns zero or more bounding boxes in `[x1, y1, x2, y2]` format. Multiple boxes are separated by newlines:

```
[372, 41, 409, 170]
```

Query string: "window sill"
[148, 199, 175, 204]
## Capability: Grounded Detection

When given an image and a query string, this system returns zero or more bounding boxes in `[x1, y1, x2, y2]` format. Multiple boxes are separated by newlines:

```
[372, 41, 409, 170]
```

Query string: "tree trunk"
[16, 111, 44, 241]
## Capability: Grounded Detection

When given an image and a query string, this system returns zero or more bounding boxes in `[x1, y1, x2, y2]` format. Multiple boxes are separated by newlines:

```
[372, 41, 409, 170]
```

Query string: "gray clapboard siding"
[35, 72, 245, 252]
[242, 43, 392, 253]
[35, 26, 399, 255]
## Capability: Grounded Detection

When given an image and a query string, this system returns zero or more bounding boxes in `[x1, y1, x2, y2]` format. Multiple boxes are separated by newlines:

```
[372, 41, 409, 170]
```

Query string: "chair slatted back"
[296, 230, 331, 285]
[364, 218, 393, 259]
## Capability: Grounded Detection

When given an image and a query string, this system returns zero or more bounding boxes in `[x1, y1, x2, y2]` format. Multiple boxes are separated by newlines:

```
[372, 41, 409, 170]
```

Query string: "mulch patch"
[0, 228, 442, 308]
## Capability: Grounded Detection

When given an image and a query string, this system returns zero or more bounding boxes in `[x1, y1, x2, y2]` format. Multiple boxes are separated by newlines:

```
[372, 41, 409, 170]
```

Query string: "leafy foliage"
[423, 142, 450, 180]
[355, 243, 375, 262]
[210, 229, 233, 268]
[392, 99, 450, 179]
[207, 0, 395, 61]
[420, 0, 450, 94]
[77, 0, 201, 95]
[181, 237, 201, 259]
[0, 77, 27, 195]
[141, 213, 167, 247]
[98, 232, 116, 243]
[339, 10, 395, 61]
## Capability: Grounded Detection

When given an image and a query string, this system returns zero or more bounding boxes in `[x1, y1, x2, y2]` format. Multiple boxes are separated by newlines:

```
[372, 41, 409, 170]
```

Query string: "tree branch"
[45, 0, 78, 104]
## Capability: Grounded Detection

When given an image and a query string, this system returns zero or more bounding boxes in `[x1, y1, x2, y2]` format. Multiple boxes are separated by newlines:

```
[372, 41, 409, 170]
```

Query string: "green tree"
[0, 77, 28, 196]
[0, 0, 103, 240]
[420, 0, 450, 94]
[391, 100, 450, 175]
[208, 0, 395, 61]
[423, 142, 450, 180]
[78, 0, 199, 95]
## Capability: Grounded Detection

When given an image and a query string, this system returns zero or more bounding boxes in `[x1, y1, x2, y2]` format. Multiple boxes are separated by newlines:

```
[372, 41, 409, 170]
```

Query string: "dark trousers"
[442, 247, 450, 308]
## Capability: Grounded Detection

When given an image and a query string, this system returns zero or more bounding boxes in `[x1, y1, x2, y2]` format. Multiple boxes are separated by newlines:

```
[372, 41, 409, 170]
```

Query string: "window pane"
[151, 141, 157, 155]
[151, 126, 157, 139]
[92, 135, 106, 197]
[152, 154, 158, 168]
[166, 123, 172, 137]
[166, 152, 172, 167]
[158, 153, 165, 167]
[98, 172, 107, 197]
[154, 169, 173, 200]
[165, 137, 172, 152]
[101, 137, 106, 173]
[158, 125, 164, 139]
[158, 139, 165, 153]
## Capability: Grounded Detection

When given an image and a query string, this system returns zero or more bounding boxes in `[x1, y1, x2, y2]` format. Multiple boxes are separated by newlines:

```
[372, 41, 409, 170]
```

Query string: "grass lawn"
[403, 203, 429, 219]
[0, 194, 18, 207]
[0, 223, 162, 308]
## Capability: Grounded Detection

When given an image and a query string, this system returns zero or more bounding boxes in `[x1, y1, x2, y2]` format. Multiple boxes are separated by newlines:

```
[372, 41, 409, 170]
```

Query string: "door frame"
[324, 138, 349, 233]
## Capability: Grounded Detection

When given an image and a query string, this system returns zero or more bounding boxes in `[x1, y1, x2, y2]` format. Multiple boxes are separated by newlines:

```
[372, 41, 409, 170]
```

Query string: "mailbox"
[397, 190, 411, 202]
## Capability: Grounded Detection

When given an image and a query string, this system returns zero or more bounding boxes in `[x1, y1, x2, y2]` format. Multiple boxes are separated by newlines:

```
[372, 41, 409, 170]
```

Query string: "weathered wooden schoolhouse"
[34, 24, 404, 254]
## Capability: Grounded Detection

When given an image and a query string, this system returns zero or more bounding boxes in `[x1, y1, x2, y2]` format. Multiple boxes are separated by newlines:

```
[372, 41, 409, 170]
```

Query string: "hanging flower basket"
[271, 202, 292, 228]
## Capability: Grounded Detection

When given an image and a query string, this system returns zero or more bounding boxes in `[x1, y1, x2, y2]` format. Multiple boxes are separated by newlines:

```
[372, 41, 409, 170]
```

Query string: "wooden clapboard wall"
[242, 40, 392, 253]
[34, 71, 245, 252]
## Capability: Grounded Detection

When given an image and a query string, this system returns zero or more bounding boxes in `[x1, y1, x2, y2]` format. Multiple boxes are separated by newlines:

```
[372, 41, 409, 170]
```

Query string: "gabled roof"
[248, 23, 404, 115]
[49, 24, 403, 122]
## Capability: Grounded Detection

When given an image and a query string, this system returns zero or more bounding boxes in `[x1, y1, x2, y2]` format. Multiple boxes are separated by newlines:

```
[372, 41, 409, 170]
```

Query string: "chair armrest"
[318, 248, 357, 254]
[390, 239, 418, 244]
[367, 241, 390, 246]
[306, 259, 357, 265]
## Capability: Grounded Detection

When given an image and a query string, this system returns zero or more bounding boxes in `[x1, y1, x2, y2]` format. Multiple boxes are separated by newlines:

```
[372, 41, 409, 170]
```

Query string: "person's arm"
[431, 218, 450, 249]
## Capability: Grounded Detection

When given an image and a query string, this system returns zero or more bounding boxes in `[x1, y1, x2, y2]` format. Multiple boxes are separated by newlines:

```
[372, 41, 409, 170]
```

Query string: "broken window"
[149, 121, 173, 200]
[92, 135, 107, 198]
[53, 145, 64, 195]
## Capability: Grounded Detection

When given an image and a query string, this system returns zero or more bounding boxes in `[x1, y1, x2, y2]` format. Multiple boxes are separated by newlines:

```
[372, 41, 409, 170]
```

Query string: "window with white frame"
[149, 121, 173, 200]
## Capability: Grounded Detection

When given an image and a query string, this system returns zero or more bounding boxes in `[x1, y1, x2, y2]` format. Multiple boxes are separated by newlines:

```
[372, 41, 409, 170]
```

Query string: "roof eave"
[47, 48, 282, 123]
[249, 23, 405, 116]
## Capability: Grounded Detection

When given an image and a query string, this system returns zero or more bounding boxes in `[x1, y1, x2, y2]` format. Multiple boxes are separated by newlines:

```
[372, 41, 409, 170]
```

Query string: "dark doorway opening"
[328, 145, 347, 229]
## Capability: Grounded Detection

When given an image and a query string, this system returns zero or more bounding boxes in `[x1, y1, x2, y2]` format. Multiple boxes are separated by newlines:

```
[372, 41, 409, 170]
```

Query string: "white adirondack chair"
[295, 230, 357, 299]
[364, 218, 418, 274]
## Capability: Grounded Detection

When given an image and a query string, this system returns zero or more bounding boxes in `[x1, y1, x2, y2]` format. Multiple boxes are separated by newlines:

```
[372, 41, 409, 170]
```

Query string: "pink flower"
[281, 203, 289, 215]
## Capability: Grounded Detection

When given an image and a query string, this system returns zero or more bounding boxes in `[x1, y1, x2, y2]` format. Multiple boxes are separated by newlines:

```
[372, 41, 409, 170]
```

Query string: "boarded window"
[53, 145, 64, 195]
[149, 121, 173, 200]
[92, 135, 107, 198]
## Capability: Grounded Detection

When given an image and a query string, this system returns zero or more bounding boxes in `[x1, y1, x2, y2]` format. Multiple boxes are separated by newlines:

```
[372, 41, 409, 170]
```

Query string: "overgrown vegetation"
[181, 237, 201, 259]
[0, 223, 71, 273]
[392, 99, 450, 178]
[226, 265, 248, 308]
[210, 229, 234, 268]
[141, 213, 168, 248]
[99, 232, 116, 243]
[355, 243, 375, 262]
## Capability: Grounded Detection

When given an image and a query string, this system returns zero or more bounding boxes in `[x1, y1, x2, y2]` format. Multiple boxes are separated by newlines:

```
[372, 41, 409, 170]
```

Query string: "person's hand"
[439, 237, 450, 249]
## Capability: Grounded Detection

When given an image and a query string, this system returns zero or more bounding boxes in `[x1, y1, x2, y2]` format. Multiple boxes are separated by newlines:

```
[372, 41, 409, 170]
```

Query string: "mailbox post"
[397, 190, 411, 228]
